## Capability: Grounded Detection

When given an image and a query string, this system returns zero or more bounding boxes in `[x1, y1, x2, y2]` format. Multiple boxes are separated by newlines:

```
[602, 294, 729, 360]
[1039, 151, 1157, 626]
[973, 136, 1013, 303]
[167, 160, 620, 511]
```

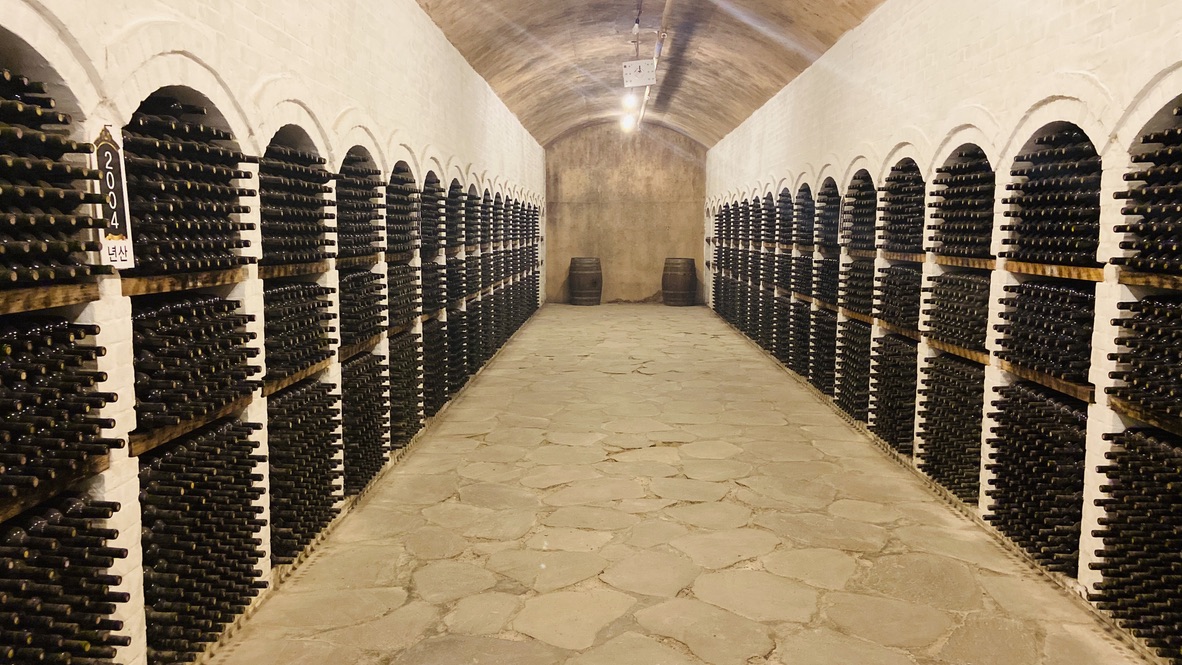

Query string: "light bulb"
[622, 93, 638, 110]
[620, 114, 637, 132]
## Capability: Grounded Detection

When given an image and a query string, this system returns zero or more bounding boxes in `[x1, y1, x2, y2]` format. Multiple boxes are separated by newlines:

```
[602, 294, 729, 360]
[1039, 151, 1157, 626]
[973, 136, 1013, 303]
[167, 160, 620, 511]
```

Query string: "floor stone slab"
[566, 631, 702, 665]
[635, 598, 774, 665]
[669, 528, 780, 569]
[600, 550, 700, 597]
[444, 592, 523, 635]
[486, 550, 609, 592]
[513, 589, 636, 649]
[412, 561, 498, 603]
[825, 591, 954, 648]
[693, 570, 817, 622]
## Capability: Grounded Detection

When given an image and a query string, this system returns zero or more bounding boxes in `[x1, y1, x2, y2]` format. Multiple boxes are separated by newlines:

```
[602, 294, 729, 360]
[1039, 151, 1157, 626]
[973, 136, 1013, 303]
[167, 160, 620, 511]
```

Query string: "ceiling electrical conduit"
[636, 0, 674, 129]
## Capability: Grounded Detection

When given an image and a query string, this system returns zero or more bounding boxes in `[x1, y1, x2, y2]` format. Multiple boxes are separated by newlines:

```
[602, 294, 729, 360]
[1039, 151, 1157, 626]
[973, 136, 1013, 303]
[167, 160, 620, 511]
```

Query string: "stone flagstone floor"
[209, 304, 1147, 665]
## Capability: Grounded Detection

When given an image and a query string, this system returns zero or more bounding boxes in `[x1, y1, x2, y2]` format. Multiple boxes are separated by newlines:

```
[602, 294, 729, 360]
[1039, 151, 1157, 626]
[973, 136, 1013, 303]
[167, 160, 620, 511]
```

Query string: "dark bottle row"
[809, 307, 838, 396]
[131, 293, 260, 433]
[1091, 427, 1182, 661]
[262, 281, 335, 382]
[1002, 125, 1101, 268]
[139, 419, 266, 665]
[838, 259, 874, 315]
[268, 378, 340, 564]
[334, 151, 384, 259]
[874, 264, 921, 330]
[339, 268, 386, 347]
[835, 318, 871, 421]
[0, 67, 109, 288]
[929, 146, 995, 258]
[0, 492, 130, 664]
[123, 93, 256, 276]
[916, 353, 984, 504]
[870, 334, 918, 454]
[994, 280, 1094, 384]
[1114, 103, 1182, 275]
[984, 381, 1085, 575]
[386, 166, 417, 256]
[1108, 295, 1182, 417]
[880, 159, 925, 253]
[389, 330, 422, 449]
[923, 271, 990, 351]
[341, 353, 389, 495]
[841, 170, 876, 251]
[258, 139, 333, 267]
[421, 318, 447, 417]
[0, 314, 123, 491]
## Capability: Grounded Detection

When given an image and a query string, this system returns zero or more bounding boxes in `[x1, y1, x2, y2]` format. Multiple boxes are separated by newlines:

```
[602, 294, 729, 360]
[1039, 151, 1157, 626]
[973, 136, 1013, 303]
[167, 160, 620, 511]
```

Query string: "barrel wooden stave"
[569, 257, 602, 305]
[662, 257, 696, 306]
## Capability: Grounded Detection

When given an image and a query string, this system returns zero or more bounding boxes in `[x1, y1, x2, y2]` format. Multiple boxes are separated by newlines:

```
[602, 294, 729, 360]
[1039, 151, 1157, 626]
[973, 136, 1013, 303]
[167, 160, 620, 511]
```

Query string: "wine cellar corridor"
[205, 304, 1141, 665]
[4, 0, 1182, 663]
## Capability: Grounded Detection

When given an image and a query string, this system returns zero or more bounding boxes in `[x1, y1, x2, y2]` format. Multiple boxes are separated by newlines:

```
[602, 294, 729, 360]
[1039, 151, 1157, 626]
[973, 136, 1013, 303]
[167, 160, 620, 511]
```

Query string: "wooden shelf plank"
[924, 336, 990, 365]
[262, 357, 333, 397]
[0, 454, 111, 523]
[794, 244, 816, 254]
[1117, 270, 1182, 290]
[997, 358, 1095, 403]
[847, 249, 877, 260]
[336, 253, 382, 269]
[814, 298, 838, 313]
[882, 250, 926, 263]
[1005, 261, 1104, 282]
[259, 261, 331, 280]
[840, 307, 874, 325]
[0, 281, 99, 315]
[933, 255, 996, 270]
[389, 321, 414, 336]
[130, 395, 253, 457]
[1109, 396, 1182, 439]
[386, 251, 414, 264]
[792, 291, 814, 304]
[339, 332, 383, 362]
[122, 267, 250, 297]
[876, 319, 921, 341]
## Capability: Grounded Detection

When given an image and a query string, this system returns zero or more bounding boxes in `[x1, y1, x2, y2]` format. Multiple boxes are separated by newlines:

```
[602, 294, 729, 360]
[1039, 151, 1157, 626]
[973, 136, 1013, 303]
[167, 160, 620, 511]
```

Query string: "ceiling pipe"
[636, 0, 674, 129]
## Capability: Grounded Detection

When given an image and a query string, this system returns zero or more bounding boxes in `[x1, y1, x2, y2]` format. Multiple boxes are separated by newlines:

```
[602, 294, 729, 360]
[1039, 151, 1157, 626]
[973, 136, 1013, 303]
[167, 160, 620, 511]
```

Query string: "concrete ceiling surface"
[414, 0, 884, 147]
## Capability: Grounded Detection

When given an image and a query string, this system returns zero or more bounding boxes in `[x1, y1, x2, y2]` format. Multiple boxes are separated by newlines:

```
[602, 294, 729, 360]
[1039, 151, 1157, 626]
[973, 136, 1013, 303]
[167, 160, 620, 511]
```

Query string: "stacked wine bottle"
[464, 191, 481, 248]
[1090, 427, 1182, 661]
[123, 95, 256, 275]
[815, 257, 839, 305]
[338, 268, 385, 347]
[258, 143, 333, 266]
[788, 300, 811, 377]
[447, 308, 469, 393]
[772, 297, 791, 365]
[422, 318, 447, 416]
[790, 255, 811, 296]
[389, 330, 421, 449]
[917, 354, 985, 502]
[880, 159, 925, 253]
[388, 263, 418, 331]
[984, 382, 1085, 574]
[929, 146, 995, 258]
[835, 318, 872, 421]
[874, 265, 922, 330]
[1114, 106, 1182, 275]
[1108, 295, 1182, 416]
[995, 280, 1094, 383]
[131, 293, 260, 433]
[268, 378, 341, 565]
[139, 419, 266, 664]
[0, 493, 130, 664]
[262, 282, 335, 381]
[841, 171, 876, 251]
[816, 181, 841, 248]
[1002, 126, 1101, 267]
[386, 167, 417, 257]
[420, 177, 445, 313]
[334, 152, 383, 259]
[923, 272, 991, 351]
[1, 68, 111, 287]
[870, 334, 918, 453]
[0, 315, 123, 492]
[839, 259, 874, 314]
[793, 186, 815, 246]
[809, 308, 838, 396]
[466, 299, 486, 373]
[341, 353, 389, 494]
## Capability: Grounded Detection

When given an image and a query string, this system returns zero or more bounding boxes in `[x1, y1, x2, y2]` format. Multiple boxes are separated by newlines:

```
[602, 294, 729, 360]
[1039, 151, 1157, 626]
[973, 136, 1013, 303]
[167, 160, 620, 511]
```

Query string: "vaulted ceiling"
[415, 0, 884, 147]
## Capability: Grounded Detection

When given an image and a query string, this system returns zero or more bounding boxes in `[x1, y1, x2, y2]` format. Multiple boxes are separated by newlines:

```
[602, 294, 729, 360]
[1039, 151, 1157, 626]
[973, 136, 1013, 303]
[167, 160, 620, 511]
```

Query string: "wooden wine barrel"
[568, 257, 602, 305]
[662, 258, 696, 306]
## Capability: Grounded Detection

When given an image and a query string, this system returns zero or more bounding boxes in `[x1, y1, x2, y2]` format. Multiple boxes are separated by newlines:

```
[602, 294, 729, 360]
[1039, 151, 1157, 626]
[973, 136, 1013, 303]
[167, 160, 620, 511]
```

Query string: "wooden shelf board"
[122, 267, 250, 296]
[876, 319, 921, 341]
[130, 395, 253, 457]
[1117, 270, 1182, 290]
[840, 307, 874, 325]
[1004, 261, 1103, 282]
[933, 255, 996, 270]
[0, 454, 110, 523]
[386, 251, 414, 264]
[997, 359, 1095, 403]
[882, 251, 926, 263]
[339, 332, 384, 363]
[262, 357, 333, 397]
[389, 322, 414, 336]
[847, 249, 877, 260]
[336, 253, 382, 269]
[792, 291, 814, 304]
[0, 281, 100, 315]
[924, 336, 990, 365]
[813, 298, 838, 313]
[259, 261, 331, 280]
[794, 244, 816, 254]
[1109, 396, 1182, 438]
